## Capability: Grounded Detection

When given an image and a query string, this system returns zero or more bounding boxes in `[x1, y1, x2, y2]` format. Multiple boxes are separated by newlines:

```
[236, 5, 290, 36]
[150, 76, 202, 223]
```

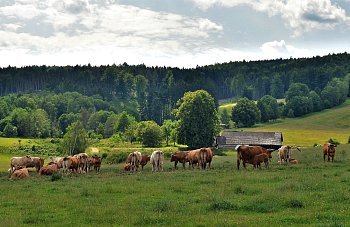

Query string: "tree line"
[1, 53, 350, 125]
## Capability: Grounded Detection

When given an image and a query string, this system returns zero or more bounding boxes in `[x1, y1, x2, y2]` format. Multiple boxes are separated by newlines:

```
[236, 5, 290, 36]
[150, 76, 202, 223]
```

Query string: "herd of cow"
[7, 143, 337, 179]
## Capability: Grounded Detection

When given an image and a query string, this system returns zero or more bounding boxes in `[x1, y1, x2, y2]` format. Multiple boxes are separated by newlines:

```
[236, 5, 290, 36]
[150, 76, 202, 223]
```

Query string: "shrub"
[209, 201, 239, 211]
[348, 136, 350, 144]
[328, 138, 340, 145]
[51, 173, 62, 182]
[287, 199, 304, 209]
[106, 152, 128, 164]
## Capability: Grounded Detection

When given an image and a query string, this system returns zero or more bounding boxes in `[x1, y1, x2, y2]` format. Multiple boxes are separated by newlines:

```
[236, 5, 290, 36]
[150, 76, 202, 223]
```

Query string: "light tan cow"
[278, 145, 301, 164]
[26, 157, 44, 173]
[11, 166, 30, 179]
[126, 152, 142, 172]
[10, 156, 32, 174]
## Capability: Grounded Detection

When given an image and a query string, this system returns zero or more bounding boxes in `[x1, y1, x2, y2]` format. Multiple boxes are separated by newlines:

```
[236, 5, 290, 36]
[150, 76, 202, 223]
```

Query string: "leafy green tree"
[3, 123, 17, 137]
[115, 111, 135, 133]
[136, 121, 162, 147]
[58, 113, 79, 134]
[285, 83, 310, 101]
[232, 97, 261, 127]
[31, 109, 51, 138]
[257, 95, 278, 122]
[308, 91, 323, 112]
[10, 108, 32, 137]
[270, 74, 284, 99]
[161, 120, 176, 146]
[284, 96, 312, 117]
[103, 114, 118, 138]
[176, 90, 219, 149]
[220, 108, 230, 126]
[61, 121, 88, 155]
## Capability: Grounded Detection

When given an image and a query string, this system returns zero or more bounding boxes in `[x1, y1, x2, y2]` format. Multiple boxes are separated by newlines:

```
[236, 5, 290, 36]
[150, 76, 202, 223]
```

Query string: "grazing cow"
[124, 163, 131, 171]
[278, 145, 301, 164]
[140, 154, 150, 170]
[39, 163, 59, 175]
[11, 166, 30, 179]
[150, 150, 164, 172]
[26, 157, 44, 173]
[10, 156, 32, 174]
[202, 147, 214, 168]
[170, 151, 188, 169]
[323, 143, 336, 162]
[236, 145, 273, 170]
[126, 152, 142, 172]
[62, 156, 80, 173]
[253, 153, 269, 169]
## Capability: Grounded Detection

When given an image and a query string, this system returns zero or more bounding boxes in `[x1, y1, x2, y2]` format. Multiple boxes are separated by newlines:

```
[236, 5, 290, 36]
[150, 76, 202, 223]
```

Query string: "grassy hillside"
[1, 144, 350, 226]
[221, 99, 350, 146]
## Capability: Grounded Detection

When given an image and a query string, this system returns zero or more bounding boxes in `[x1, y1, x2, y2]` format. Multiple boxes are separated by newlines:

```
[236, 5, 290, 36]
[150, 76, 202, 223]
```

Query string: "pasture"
[1, 144, 350, 226]
[223, 99, 350, 146]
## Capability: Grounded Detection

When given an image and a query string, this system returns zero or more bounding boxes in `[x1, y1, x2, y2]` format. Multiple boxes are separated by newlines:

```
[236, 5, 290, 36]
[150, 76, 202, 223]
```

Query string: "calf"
[253, 153, 269, 169]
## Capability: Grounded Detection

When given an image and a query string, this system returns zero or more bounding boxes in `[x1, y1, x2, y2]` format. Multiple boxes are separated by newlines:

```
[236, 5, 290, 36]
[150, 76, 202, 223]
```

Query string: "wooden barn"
[216, 131, 283, 150]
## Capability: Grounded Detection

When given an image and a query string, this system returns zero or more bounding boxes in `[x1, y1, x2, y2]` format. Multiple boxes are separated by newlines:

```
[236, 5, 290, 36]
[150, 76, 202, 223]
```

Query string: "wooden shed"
[216, 131, 283, 150]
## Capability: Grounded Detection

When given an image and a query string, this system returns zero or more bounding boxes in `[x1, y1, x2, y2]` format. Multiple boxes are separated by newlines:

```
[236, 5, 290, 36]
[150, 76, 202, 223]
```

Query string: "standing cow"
[10, 156, 32, 175]
[26, 157, 44, 173]
[140, 154, 150, 170]
[150, 150, 164, 172]
[236, 145, 273, 170]
[323, 143, 336, 162]
[170, 151, 188, 169]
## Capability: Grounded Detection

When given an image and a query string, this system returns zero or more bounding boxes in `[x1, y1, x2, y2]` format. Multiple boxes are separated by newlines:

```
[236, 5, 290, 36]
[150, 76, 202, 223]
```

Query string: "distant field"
[220, 99, 350, 146]
[1, 145, 350, 226]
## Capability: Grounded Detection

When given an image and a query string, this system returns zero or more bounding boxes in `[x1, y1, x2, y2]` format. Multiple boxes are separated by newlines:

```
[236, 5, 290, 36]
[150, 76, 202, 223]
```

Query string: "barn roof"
[216, 131, 283, 150]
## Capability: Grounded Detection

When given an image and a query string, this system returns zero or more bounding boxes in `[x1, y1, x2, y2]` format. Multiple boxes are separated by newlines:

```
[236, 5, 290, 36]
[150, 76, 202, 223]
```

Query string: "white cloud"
[190, 0, 349, 35]
[0, 0, 224, 67]
[260, 40, 310, 59]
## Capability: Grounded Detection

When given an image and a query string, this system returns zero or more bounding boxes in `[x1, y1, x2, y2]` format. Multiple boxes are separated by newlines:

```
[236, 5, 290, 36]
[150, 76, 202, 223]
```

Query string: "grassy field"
[220, 99, 350, 146]
[1, 144, 350, 226]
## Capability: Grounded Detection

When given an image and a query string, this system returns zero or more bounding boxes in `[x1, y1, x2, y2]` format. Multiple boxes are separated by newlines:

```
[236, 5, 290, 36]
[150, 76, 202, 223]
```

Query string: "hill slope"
[236, 99, 350, 146]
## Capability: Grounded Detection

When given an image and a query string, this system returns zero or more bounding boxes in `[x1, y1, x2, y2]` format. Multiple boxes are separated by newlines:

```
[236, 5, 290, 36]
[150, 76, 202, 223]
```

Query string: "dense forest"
[0, 53, 349, 141]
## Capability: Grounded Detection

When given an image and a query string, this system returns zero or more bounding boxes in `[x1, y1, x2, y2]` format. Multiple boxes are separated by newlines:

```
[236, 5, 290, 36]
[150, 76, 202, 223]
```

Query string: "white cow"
[150, 150, 164, 172]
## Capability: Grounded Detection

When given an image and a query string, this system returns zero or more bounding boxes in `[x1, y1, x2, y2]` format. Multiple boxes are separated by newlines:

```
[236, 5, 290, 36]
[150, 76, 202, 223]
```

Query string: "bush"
[328, 138, 340, 145]
[106, 152, 128, 164]
[348, 136, 350, 144]
[209, 201, 239, 211]
[51, 173, 62, 182]
[287, 199, 304, 209]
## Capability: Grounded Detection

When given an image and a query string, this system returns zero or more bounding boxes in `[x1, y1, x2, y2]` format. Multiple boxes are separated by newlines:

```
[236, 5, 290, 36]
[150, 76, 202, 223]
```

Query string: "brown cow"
[289, 159, 299, 165]
[170, 151, 188, 169]
[75, 153, 89, 173]
[124, 163, 131, 171]
[26, 157, 44, 173]
[186, 149, 200, 169]
[253, 153, 269, 169]
[62, 156, 80, 173]
[323, 143, 336, 162]
[140, 154, 150, 170]
[39, 163, 59, 175]
[89, 155, 102, 173]
[10, 156, 32, 174]
[236, 145, 273, 170]
[202, 147, 214, 168]
[11, 166, 30, 179]
[50, 157, 64, 169]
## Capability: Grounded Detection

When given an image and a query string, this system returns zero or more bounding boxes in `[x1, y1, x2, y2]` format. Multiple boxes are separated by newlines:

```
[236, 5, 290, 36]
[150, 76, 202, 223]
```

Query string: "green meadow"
[220, 99, 350, 146]
[1, 145, 350, 226]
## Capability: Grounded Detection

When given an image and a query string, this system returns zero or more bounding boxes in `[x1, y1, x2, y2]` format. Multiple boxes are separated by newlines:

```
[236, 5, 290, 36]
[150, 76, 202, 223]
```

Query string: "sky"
[0, 0, 350, 68]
